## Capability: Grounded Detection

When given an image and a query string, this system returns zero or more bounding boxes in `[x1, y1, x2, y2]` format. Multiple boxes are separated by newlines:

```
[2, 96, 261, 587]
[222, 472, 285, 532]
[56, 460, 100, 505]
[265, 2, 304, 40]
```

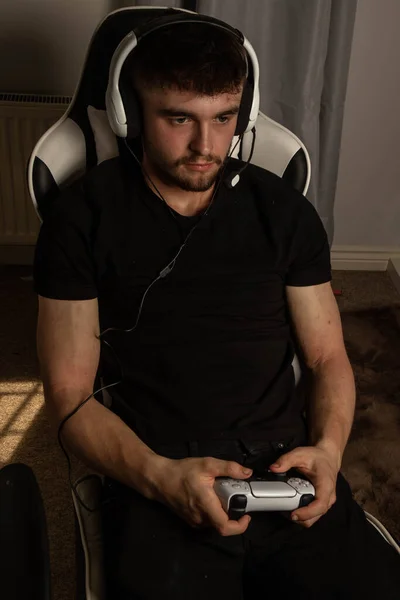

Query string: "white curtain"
[112, 1, 184, 7]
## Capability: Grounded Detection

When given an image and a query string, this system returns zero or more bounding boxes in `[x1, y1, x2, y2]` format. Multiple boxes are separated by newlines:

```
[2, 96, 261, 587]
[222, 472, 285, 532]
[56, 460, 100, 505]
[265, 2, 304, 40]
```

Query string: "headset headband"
[105, 11, 260, 139]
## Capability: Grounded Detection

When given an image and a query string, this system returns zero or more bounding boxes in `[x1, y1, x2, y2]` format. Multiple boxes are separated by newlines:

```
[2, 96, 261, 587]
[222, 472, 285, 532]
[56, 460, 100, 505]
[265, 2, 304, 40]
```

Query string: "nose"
[188, 122, 213, 158]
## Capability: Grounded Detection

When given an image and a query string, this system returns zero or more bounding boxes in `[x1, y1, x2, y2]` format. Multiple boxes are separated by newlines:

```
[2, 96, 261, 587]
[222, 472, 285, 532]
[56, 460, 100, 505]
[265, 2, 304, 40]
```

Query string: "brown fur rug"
[1, 268, 399, 599]
[340, 306, 400, 541]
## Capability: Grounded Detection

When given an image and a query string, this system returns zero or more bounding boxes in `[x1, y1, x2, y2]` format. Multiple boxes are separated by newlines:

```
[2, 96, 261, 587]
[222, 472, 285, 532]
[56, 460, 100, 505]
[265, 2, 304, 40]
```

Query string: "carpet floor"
[0, 266, 399, 600]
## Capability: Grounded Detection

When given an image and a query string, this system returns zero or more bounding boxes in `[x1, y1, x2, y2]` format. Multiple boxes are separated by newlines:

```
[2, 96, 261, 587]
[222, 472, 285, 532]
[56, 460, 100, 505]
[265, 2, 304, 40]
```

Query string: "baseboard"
[2, 243, 400, 275]
[0, 245, 35, 265]
[331, 246, 400, 271]
[387, 258, 400, 295]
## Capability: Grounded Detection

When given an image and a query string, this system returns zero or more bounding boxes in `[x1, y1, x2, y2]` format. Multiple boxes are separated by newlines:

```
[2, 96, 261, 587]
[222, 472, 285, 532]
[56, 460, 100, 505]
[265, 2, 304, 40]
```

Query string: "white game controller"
[214, 470, 315, 519]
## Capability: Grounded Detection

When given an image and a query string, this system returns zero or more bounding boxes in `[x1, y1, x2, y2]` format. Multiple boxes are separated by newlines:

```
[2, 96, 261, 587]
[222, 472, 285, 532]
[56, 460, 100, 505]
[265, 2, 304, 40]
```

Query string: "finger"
[329, 494, 337, 509]
[291, 498, 327, 522]
[205, 490, 251, 536]
[219, 514, 252, 536]
[295, 515, 321, 528]
[291, 489, 335, 522]
[279, 510, 320, 529]
[269, 447, 309, 473]
[202, 457, 252, 479]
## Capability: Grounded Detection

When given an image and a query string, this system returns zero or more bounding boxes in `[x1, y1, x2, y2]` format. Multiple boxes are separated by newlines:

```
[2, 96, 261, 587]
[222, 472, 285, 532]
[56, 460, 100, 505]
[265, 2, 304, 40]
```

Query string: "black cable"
[57, 338, 124, 512]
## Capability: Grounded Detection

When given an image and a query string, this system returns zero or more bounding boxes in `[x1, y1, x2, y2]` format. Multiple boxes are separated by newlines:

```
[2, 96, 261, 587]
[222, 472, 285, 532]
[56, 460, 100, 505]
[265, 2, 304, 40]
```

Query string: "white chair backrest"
[26, 7, 311, 223]
[28, 106, 310, 223]
[231, 112, 311, 194]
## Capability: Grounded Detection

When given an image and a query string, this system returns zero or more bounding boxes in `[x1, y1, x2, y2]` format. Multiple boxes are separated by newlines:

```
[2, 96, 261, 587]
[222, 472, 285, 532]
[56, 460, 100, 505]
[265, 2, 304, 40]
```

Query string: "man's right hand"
[149, 456, 253, 536]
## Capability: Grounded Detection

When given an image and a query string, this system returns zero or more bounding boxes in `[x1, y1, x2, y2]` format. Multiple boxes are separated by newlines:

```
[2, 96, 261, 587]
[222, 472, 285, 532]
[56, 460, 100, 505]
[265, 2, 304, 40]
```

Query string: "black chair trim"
[32, 157, 60, 221]
[0, 463, 51, 600]
[282, 148, 308, 194]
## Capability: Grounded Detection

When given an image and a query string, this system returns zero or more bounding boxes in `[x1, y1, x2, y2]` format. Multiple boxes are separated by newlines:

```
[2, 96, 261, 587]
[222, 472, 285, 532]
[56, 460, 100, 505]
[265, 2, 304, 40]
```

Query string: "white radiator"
[0, 93, 70, 246]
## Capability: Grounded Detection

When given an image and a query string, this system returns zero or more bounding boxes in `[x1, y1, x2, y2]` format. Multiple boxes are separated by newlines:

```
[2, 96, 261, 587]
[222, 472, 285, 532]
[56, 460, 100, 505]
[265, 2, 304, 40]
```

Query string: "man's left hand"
[269, 445, 340, 528]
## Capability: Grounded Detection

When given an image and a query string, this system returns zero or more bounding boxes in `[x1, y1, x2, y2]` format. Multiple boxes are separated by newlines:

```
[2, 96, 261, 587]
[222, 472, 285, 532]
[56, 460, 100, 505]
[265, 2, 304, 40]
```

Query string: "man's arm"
[285, 281, 356, 469]
[37, 295, 164, 498]
[37, 295, 253, 535]
[268, 282, 355, 527]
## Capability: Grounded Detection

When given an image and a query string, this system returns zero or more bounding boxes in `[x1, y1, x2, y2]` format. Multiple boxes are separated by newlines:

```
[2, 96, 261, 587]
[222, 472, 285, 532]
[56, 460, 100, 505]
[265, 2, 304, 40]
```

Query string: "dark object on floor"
[341, 306, 400, 542]
[0, 463, 51, 600]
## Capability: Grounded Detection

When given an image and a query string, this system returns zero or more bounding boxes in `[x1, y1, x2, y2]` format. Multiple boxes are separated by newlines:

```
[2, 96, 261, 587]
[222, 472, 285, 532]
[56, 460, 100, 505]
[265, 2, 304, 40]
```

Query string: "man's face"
[139, 85, 243, 192]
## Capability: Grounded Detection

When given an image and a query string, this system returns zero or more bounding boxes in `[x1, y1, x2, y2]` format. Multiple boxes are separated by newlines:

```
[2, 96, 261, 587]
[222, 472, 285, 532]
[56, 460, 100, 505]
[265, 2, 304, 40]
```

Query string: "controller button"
[230, 494, 247, 509]
[232, 484, 242, 489]
[299, 494, 315, 508]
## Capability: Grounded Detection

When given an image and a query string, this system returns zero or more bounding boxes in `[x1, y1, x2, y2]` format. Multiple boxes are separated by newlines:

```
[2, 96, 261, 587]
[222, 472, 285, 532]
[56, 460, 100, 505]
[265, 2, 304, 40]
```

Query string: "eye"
[170, 117, 190, 125]
[168, 115, 232, 125]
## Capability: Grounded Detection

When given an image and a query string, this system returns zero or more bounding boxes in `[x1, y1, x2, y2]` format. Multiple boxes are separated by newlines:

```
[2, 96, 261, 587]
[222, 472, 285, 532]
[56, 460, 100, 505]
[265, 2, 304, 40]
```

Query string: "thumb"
[269, 450, 296, 472]
[207, 458, 253, 479]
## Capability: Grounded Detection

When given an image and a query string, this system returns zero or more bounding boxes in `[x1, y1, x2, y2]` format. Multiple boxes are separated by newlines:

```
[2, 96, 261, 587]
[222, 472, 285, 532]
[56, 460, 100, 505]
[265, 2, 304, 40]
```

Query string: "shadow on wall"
[0, 35, 59, 95]
[0, 1, 112, 95]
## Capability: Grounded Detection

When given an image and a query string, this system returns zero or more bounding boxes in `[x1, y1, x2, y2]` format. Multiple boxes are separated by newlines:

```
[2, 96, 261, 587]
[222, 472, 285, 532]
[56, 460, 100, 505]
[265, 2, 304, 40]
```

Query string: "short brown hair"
[124, 22, 248, 96]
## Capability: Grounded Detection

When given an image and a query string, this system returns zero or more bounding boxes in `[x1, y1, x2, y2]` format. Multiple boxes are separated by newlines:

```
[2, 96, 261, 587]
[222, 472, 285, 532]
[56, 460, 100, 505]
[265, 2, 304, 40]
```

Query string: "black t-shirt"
[33, 156, 331, 446]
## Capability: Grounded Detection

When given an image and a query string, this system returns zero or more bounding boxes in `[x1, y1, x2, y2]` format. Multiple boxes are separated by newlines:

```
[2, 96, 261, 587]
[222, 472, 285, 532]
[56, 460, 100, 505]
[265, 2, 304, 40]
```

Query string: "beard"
[142, 138, 228, 192]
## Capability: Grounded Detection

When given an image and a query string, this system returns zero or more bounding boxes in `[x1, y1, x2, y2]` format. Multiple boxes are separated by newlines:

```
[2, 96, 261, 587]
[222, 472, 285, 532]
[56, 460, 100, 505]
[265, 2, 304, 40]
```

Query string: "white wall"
[0, 0, 112, 96]
[333, 0, 400, 248]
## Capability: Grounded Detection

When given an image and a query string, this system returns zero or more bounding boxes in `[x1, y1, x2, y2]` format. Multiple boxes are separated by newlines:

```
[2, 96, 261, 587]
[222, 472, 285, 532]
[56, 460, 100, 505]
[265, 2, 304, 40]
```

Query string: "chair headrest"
[28, 7, 310, 222]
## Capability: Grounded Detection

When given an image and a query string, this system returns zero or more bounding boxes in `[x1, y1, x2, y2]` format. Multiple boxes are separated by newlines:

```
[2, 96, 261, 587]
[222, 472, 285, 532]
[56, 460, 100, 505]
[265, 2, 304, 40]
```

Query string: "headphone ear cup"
[235, 78, 254, 136]
[119, 83, 142, 139]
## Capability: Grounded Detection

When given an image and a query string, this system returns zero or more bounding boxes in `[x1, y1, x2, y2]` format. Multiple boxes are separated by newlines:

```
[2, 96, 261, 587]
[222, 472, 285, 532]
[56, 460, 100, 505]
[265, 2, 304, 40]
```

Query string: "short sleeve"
[286, 199, 332, 287]
[33, 181, 98, 300]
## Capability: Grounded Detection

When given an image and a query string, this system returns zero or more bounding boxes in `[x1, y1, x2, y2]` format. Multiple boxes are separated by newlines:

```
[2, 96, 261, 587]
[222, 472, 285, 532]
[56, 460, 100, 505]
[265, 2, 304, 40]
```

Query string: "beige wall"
[1, 0, 399, 249]
[333, 0, 400, 248]
[0, 0, 111, 96]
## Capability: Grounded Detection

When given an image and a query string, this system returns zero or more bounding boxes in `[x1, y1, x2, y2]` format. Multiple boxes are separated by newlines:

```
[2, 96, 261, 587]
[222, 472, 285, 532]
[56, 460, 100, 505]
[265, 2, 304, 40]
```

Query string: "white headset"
[105, 12, 260, 139]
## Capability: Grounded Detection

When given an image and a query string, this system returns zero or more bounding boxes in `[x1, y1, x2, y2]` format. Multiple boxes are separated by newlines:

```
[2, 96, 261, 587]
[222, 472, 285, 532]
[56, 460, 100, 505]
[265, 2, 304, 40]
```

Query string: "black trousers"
[102, 436, 400, 599]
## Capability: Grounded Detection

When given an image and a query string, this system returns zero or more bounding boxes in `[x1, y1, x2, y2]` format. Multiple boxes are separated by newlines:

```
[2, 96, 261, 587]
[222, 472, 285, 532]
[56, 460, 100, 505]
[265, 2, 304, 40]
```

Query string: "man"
[33, 21, 400, 600]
